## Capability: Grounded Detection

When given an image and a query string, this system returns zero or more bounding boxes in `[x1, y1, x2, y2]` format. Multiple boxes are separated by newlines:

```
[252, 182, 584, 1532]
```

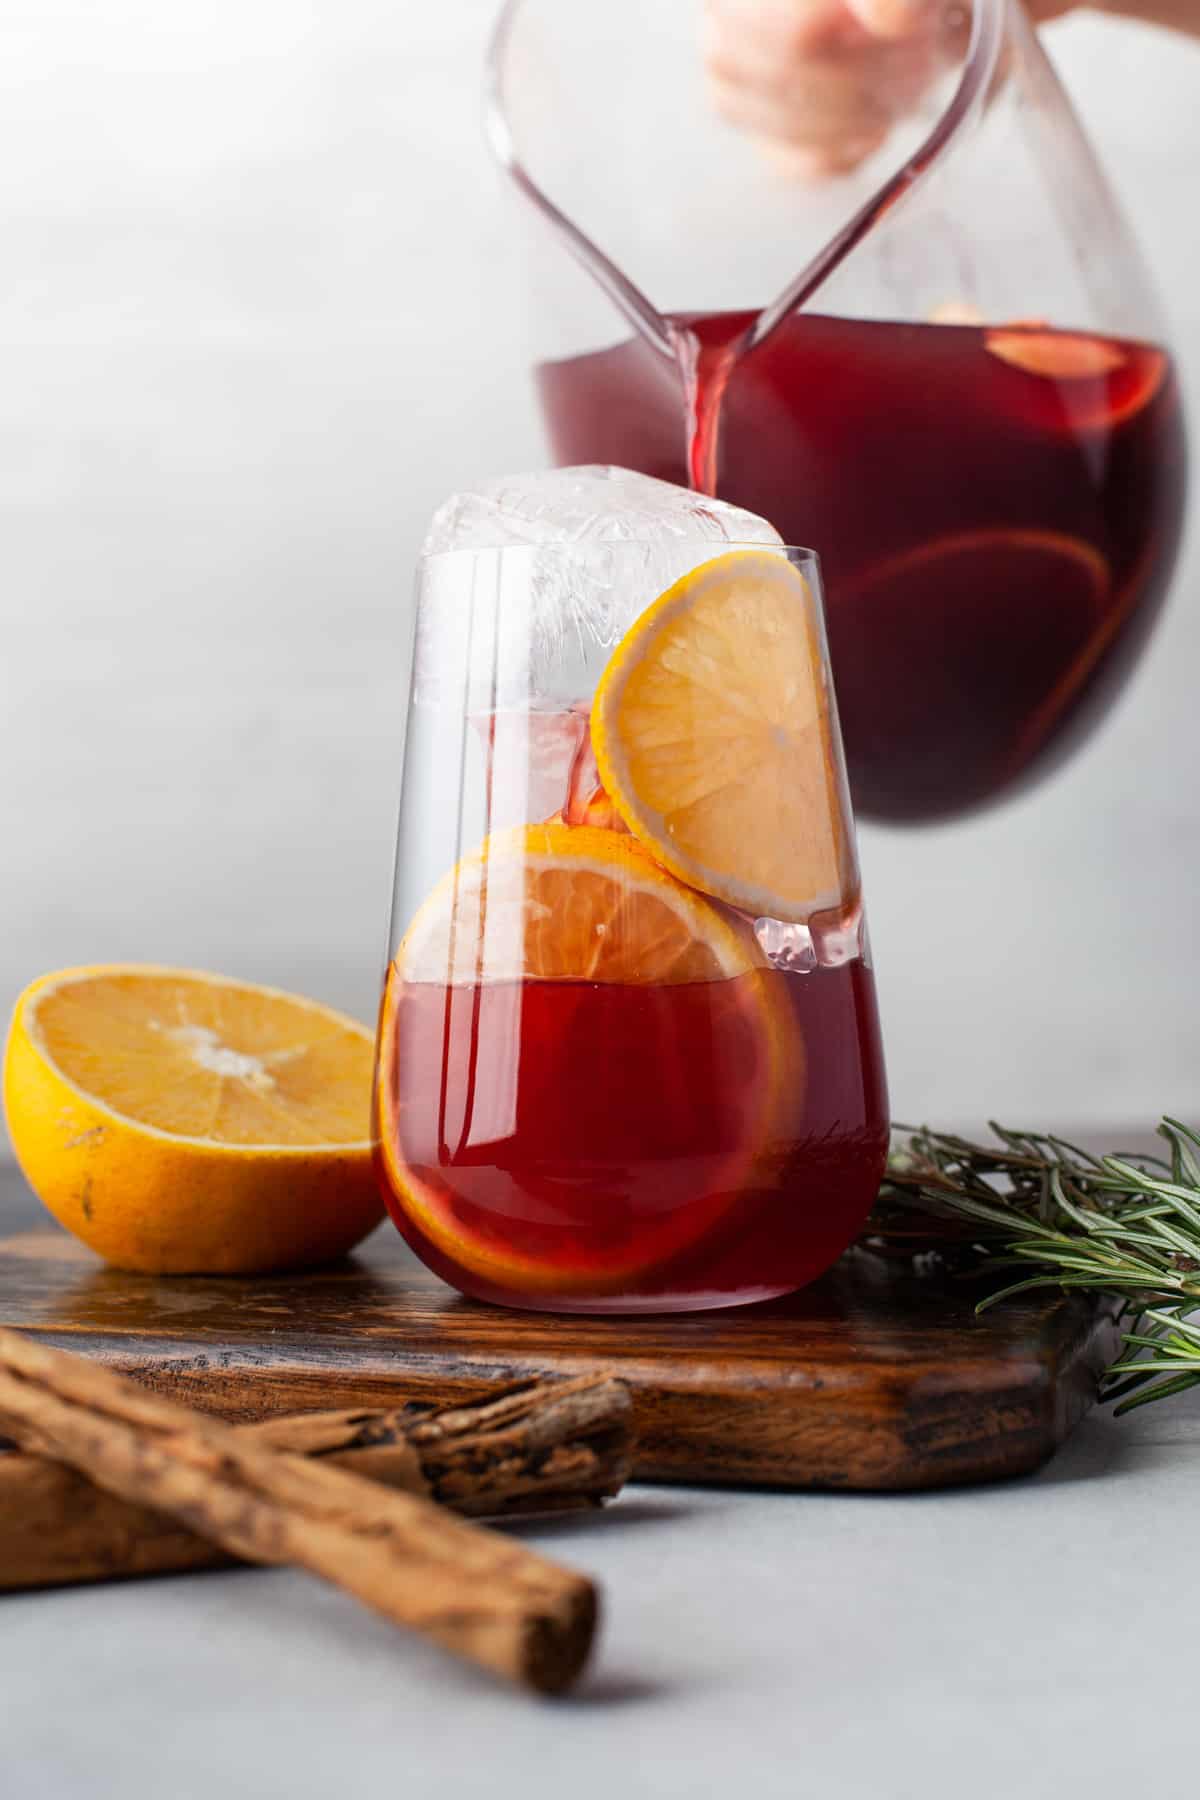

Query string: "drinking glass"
[487, 0, 1187, 823]
[372, 536, 888, 1313]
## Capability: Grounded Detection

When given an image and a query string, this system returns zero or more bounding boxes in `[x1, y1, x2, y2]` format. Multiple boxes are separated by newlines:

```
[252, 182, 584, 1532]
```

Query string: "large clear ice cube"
[416, 465, 782, 710]
[424, 464, 782, 556]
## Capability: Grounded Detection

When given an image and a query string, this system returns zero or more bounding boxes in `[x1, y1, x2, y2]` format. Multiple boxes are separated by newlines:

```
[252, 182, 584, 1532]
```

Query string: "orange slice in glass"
[591, 550, 852, 923]
[397, 823, 766, 986]
[376, 824, 801, 1295]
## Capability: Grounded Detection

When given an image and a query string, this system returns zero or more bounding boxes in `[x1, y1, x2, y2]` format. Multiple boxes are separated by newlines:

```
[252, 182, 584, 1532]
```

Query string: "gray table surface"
[3, 1166, 1198, 1800]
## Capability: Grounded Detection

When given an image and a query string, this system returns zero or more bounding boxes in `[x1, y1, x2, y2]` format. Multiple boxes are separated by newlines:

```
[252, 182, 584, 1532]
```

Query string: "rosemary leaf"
[875, 1116, 1200, 1416]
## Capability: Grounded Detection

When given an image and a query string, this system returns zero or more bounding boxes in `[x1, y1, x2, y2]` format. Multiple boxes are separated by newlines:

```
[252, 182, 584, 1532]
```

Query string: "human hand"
[703, 0, 952, 177]
[702, 0, 1093, 177]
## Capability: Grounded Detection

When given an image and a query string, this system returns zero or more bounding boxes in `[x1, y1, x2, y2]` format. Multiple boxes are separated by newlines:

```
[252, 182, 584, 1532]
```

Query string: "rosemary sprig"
[876, 1116, 1200, 1414]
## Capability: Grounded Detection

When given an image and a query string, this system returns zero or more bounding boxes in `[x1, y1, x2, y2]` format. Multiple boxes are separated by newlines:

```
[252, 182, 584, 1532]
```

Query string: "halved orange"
[376, 824, 801, 1296]
[3, 966, 382, 1273]
[590, 550, 852, 924]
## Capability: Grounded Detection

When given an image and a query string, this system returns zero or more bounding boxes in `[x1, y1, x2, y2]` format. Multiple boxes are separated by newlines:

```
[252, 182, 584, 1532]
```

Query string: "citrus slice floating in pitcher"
[844, 526, 1110, 612]
[985, 327, 1127, 380]
[3, 966, 382, 1273]
[590, 550, 851, 923]
[376, 823, 802, 1296]
[829, 528, 1111, 818]
[984, 327, 1167, 429]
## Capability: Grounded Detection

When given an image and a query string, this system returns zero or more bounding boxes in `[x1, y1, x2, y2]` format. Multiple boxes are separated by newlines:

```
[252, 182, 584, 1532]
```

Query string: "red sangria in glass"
[372, 475, 888, 1312]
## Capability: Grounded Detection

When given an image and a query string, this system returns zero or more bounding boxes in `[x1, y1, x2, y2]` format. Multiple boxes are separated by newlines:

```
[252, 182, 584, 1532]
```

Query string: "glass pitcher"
[486, 0, 1187, 824]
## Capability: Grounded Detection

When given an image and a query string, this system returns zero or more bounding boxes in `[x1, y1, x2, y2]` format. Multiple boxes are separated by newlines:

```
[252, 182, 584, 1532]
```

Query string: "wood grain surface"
[0, 1165, 1118, 1491]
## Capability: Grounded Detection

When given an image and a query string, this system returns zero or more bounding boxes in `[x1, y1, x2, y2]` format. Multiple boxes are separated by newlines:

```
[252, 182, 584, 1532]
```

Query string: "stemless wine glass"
[372, 521, 889, 1313]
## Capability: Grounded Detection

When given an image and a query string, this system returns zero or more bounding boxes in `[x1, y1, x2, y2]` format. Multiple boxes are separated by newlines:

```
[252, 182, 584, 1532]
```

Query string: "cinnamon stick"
[0, 1328, 602, 1694]
[0, 1375, 631, 1592]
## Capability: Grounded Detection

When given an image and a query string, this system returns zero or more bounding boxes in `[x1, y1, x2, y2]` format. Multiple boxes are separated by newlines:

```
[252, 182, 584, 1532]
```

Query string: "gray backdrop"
[2, 0, 1196, 1155]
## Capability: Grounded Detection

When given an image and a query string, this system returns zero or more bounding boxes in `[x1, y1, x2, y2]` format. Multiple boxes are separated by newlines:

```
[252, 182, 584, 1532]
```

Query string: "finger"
[708, 67, 895, 149]
[705, 0, 875, 61]
[708, 23, 939, 133]
[842, 0, 945, 39]
[707, 26, 938, 105]
[758, 127, 892, 180]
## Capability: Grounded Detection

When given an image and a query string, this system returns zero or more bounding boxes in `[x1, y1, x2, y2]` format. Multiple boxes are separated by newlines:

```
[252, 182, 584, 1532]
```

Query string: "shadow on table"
[501, 1495, 700, 1542]
[1031, 1409, 1133, 1486]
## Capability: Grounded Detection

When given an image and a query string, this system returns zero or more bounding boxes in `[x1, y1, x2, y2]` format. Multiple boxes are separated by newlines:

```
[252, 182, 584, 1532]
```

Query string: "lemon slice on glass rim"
[590, 549, 854, 924]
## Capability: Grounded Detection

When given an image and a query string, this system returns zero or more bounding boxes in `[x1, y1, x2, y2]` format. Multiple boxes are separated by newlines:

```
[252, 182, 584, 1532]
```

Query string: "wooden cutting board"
[0, 1166, 1116, 1491]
